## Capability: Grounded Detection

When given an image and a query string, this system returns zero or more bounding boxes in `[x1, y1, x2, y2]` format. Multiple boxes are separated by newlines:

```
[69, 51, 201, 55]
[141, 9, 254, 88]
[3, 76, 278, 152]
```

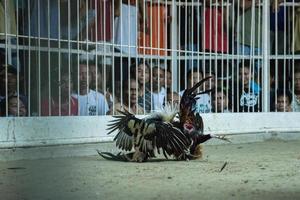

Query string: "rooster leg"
[211, 134, 231, 143]
[97, 150, 134, 162]
[131, 149, 148, 162]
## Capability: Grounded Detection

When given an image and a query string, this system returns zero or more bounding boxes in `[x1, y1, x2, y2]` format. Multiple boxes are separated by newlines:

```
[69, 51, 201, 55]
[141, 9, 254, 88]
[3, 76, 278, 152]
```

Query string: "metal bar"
[262, 0, 270, 112]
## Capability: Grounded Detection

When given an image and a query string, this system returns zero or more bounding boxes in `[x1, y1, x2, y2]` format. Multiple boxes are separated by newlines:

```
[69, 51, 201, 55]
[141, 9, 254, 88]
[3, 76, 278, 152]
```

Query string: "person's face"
[128, 80, 138, 105]
[294, 72, 300, 93]
[276, 95, 291, 112]
[167, 92, 180, 105]
[8, 97, 27, 116]
[79, 64, 91, 89]
[204, 73, 215, 89]
[239, 67, 250, 88]
[152, 68, 164, 88]
[0, 72, 17, 93]
[214, 91, 228, 112]
[60, 75, 73, 94]
[137, 64, 150, 84]
[189, 72, 203, 88]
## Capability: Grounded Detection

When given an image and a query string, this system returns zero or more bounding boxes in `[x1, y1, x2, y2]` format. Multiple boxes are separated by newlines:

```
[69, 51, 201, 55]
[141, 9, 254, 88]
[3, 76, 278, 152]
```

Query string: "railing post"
[171, 0, 178, 91]
[262, 0, 271, 112]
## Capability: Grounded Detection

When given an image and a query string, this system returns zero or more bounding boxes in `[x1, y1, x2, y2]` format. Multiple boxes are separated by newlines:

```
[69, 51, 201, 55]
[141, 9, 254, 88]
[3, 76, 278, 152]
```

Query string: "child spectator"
[0, 64, 26, 105]
[151, 64, 166, 111]
[131, 60, 152, 113]
[291, 64, 300, 112]
[111, 78, 144, 115]
[164, 89, 180, 108]
[212, 88, 231, 113]
[41, 73, 78, 116]
[180, 66, 212, 113]
[0, 95, 27, 117]
[276, 89, 292, 112]
[233, 60, 262, 112]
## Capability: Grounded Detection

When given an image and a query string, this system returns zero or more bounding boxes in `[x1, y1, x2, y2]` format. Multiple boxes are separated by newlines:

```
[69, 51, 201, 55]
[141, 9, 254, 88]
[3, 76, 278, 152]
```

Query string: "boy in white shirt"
[75, 63, 109, 116]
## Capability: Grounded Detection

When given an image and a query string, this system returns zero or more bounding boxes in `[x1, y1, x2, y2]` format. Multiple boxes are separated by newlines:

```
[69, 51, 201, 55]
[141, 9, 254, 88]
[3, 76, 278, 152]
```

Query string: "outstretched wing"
[179, 76, 213, 124]
[143, 120, 192, 158]
[106, 109, 141, 151]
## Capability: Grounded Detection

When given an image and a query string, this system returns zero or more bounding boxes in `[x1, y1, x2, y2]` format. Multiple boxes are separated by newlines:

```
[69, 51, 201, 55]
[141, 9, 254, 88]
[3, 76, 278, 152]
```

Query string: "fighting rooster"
[98, 108, 192, 162]
[98, 76, 228, 162]
[173, 76, 229, 160]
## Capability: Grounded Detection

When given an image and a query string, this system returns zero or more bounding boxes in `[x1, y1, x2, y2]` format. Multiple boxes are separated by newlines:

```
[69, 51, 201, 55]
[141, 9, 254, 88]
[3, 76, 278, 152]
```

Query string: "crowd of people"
[1, 57, 300, 117]
[1, 0, 300, 116]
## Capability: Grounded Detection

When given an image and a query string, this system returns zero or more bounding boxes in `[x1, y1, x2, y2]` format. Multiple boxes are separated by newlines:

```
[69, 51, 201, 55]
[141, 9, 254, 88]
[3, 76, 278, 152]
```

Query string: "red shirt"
[203, 8, 228, 53]
[41, 97, 78, 116]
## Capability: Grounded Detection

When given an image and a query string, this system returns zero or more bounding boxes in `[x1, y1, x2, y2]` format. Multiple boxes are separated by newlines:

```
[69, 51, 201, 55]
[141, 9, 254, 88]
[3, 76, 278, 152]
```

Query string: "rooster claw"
[96, 150, 133, 162]
[212, 135, 231, 143]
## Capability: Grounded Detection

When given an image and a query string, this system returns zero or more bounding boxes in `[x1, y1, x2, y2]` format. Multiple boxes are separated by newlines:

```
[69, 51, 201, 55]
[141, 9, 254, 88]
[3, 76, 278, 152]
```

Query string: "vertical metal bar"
[96, 0, 99, 115]
[77, 0, 80, 115]
[47, 0, 51, 116]
[231, 0, 235, 112]
[274, 0, 278, 112]
[58, 0, 61, 116]
[184, 0, 187, 89]
[171, 0, 178, 92]
[150, 0, 153, 111]
[283, 0, 287, 111]
[28, 0, 31, 116]
[127, 0, 131, 112]
[38, 0, 41, 116]
[120, 0, 123, 109]
[68, 0, 71, 116]
[112, 0, 115, 114]
[262, 0, 270, 112]
[4, 0, 8, 116]
[16, 0, 20, 116]
[292, 0, 295, 112]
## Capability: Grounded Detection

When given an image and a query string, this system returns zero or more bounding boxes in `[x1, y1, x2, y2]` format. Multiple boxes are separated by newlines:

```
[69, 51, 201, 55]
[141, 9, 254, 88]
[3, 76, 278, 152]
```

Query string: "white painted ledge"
[1, 113, 300, 148]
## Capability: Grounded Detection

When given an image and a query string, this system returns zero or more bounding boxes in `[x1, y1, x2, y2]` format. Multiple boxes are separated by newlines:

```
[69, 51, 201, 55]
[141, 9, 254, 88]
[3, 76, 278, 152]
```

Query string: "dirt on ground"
[1, 140, 300, 200]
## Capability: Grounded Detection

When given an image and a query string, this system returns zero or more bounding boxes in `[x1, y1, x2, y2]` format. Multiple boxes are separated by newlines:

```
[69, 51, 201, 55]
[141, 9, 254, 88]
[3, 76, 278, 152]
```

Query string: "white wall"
[1, 113, 300, 148]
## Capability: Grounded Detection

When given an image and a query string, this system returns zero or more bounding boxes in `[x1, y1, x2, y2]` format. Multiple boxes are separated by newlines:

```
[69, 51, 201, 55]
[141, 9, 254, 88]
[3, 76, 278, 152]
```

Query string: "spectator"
[151, 64, 166, 111]
[212, 88, 231, 113]
[270, 64, 276, 111]
[292, 2, 300, 53]
[75, 63, 109, 116]
[95, 64, 113, 111]
[234, 60, 262, 112]
[276, 89, 292, 112]
[41, 73, 78, 116]
[270, 0, 290, 54]
[237, 0, 262, 71]
[133, 60, 152, 113]
[202, 0, 229, 53]
[0, 64, 26, 104]
[180, 67, 212, 113]
[164, 89, 180, 107]
[0, 95, 27, 117]
[114, 0, 146, 55]
[203, 67, 216, 91]
[112, 78, 144, 115]
[291, 65, 300, 111]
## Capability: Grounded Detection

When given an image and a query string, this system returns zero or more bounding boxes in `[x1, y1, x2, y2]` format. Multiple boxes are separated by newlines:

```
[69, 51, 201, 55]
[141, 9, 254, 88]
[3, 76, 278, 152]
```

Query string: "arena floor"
[1, 140, 300, 200]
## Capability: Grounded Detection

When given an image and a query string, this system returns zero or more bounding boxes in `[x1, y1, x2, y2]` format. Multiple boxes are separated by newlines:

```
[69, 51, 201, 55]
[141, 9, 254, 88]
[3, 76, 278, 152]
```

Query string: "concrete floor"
[1, 140, 300, 200]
